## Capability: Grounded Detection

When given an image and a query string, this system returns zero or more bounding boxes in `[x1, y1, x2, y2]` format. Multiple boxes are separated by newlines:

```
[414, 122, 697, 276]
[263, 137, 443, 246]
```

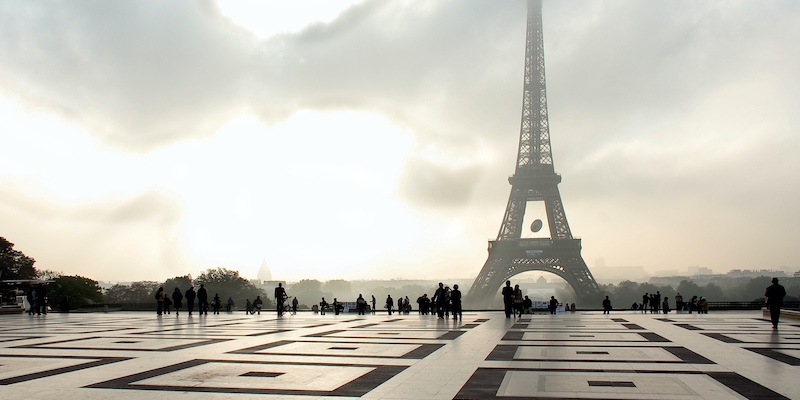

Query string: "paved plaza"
[0, 310, 797, 399]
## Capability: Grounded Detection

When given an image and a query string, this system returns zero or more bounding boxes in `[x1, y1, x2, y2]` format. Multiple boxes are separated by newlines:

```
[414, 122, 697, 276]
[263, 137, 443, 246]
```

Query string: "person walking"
[386, 295, 394, 315]
[502, 281, 514, 318]
[197, 284, 208, 315]
[641, 293, 649, 314]
[549, 296, 558, 315]
[371, 295, 376, 315]
[765, 278, 787, 329]
[212, 294, 221, 314]
[292, 297, 299, 315]
[274, 283, 287, 316]
[226, 296, 234, 312]
[185, 286, 196, 315]
[155, 287, 165, 315]
[662, 297, 670, 314]
[172, 287, 183, 316]
[602, 296, 612, 314]
[451, 284, 463, 320]
[513, 284, 524, 317]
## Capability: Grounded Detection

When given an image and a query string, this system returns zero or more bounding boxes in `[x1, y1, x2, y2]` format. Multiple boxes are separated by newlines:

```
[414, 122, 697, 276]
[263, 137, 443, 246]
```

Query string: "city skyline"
[1, 0, 798, 283]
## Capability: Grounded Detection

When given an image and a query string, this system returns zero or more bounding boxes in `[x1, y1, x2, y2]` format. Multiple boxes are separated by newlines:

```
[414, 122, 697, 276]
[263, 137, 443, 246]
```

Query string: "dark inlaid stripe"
[638, 332, 670, 342]
[702, 333, 743, 343]
[240, 371, 284, 378]
[745, 348, 800, 366]
[588, 380, 636, 387]
[622, 324, 645, 330]
[663, 346, 715, 364]
[676, 324, 703, 331]
[707, 371, 790, 400]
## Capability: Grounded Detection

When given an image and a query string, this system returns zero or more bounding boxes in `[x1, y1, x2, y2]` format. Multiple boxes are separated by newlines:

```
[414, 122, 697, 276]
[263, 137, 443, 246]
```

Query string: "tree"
[48, 275, 104, 310]
[105, 281, 160, 303]
[289, 279, 325, 307]
[0, 237, 37, 280]
[193, 268, 270, 307]
[323, 279, 353, 301]
[36, 269, 62, 281]
[676, 280, 703, 299]
[741, 276, 774, 302]
[163, 275, 193, 292]
[610, 281, 642, 308]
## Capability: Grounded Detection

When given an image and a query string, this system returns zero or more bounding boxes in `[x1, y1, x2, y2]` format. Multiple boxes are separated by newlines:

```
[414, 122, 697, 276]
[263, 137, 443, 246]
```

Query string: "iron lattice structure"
[467, 0, 601, 308]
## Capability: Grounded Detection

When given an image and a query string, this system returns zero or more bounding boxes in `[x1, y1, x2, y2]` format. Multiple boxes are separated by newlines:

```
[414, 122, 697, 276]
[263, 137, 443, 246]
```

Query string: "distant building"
[257, 259, 272, 281]
[688, 266, 713, 276]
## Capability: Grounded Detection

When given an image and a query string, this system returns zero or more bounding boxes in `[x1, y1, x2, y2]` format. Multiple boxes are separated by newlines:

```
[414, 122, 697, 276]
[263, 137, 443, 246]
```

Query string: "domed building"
[257, 259, 272, 282]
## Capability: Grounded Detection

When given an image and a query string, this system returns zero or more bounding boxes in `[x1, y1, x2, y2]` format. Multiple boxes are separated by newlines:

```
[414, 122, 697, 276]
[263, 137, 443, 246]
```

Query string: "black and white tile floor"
[0, 311, 797, 399]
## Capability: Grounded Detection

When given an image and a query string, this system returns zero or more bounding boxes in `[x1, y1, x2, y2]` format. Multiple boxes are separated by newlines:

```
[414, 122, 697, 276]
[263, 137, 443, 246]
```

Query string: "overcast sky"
[1, 0, 798, 283]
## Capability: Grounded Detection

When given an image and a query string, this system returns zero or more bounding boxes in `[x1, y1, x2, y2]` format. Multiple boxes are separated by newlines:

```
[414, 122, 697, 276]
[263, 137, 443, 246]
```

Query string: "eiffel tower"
[467, 0, 601, 308]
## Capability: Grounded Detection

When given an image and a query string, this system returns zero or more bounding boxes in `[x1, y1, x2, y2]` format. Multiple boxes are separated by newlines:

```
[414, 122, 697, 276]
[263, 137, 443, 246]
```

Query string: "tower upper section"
[515, 0, 554, 176]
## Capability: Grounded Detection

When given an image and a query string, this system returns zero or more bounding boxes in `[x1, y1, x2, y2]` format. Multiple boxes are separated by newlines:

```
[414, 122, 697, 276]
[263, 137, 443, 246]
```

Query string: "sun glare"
[215, 0, 364, 39]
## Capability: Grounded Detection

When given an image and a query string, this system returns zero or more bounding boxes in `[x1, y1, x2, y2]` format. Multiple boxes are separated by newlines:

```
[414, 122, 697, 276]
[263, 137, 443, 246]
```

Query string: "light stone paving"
[0, 310, 797, 399]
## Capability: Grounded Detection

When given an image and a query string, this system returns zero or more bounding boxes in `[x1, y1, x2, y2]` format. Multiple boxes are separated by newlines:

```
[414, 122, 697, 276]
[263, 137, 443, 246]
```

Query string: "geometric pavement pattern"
[0, 310, 797, 399]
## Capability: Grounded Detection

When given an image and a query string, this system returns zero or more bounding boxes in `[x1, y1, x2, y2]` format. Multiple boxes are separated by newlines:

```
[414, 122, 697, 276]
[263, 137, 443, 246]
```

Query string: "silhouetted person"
[675, 293, 684, 312]
[275, 283, 287, 316]
[155, 287, 165, 315]
[252, 296, 263, 314]
[185, 286, 196, 315]
[164, 295, 172, 314]
[602, 296, 611, 314]
[226, 296, 234, 312]
[698, 296, 709, 314]
[765, 277, 787, 329]
[549, 296, 558, 315]
[212, 294, 221, 314]
[26, 289, 35, 315]
[641, 293, 649, 314]
[513, 284, 523, 317]
[320, 297, 329, 315]
[371, 295, 376, 314]
[197, 284, 208, 315]
[653, 291, 661, 313]
[662, 297, 670, 314]
[333, 298, 341, 315]
[451, 284, 462, 320]
[433, 282, 447, 319]
[35, 283, 47, 315]
[357, 294, 367, 315]
[386, 295, 394, 315]
[502, 281, 514, 318]
[689, 295, 698, 313]
[570, 303, 576, 313]
[292, 297, 298, 314]
[172, 287, 183, 316]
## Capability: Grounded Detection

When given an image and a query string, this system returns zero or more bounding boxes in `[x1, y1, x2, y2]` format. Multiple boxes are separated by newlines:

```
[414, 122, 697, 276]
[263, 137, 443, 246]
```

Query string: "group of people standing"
[634, 292, 708, 314]
[501, 281, 571, 317]
[155, 284, 219, 316]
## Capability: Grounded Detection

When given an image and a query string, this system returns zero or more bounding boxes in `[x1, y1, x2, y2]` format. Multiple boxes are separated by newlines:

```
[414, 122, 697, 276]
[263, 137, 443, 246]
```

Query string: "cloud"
[1, 0, 799, 281]
[0, 0, 255, 150]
